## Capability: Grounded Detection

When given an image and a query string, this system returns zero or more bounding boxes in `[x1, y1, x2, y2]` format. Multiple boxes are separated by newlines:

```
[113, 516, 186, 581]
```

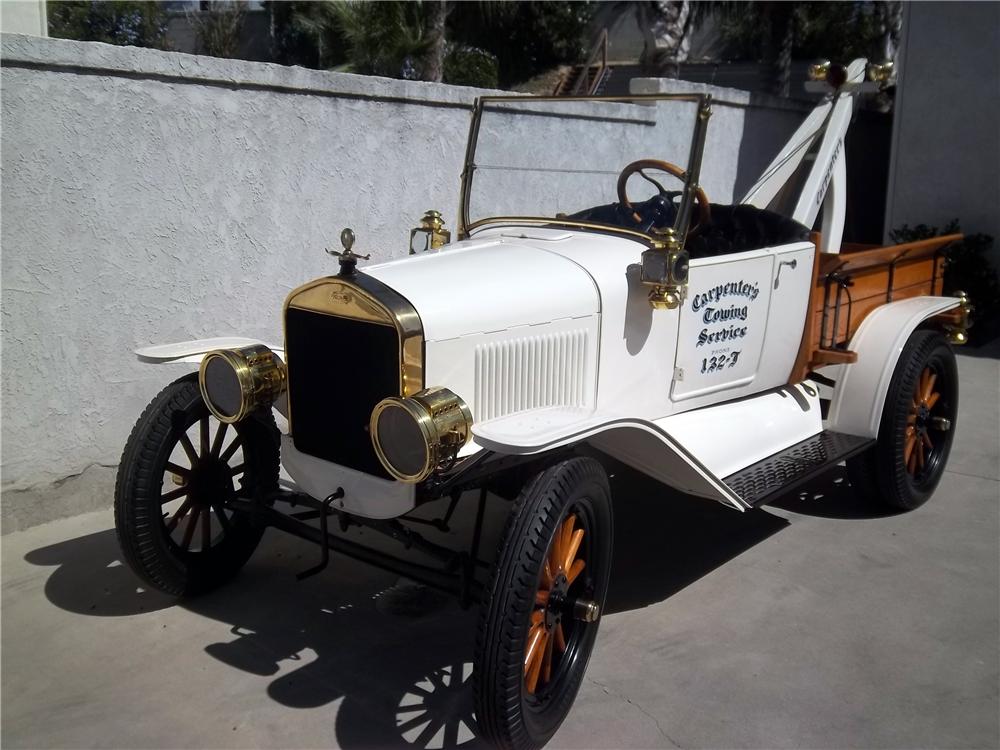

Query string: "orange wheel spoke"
[923, 372, 937, 403]
[542, 559, 554, 588]
[525, 631, 547, 694]
[536, 590, 550, 607]
[548, 538, 563, 575]
[541, 627, 554, 684]
[524, 624, 544, 668]
[560, 517, 575, 568]
[907, 447, 917, 474]
[564, 528, 584, 572]
[567, 558, 585, 585]
[906, 414, 917, 424]
[923, 432, 933, 449]
[917, 439, 925, 470]
[904, 432, 916, 465]
[531, 609, 544, 626]
[555, 623, 567, 653]
[926, 392, 941, 410]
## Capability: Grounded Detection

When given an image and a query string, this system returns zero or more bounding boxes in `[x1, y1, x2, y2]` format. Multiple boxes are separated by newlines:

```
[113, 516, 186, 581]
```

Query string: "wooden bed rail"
[790, 233, 962, 381]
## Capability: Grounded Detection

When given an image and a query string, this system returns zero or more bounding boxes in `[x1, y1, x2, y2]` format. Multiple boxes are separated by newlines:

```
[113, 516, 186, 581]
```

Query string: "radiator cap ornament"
[327, 227, 370, 275]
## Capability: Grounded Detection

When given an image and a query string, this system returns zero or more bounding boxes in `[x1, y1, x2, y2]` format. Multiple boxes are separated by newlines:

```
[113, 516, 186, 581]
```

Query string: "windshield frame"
[457, 93, 714, 248]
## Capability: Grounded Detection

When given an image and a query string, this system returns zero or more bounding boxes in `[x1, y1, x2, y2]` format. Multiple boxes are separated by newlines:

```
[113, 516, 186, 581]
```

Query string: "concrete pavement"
[3, 349, 997, 749]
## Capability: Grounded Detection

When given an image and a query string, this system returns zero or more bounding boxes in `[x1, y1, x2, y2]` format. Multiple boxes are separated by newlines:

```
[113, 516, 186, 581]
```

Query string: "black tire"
[114, 373, 279, 596]
[846, 330, 958, 510]
[474, 457, 613, 750]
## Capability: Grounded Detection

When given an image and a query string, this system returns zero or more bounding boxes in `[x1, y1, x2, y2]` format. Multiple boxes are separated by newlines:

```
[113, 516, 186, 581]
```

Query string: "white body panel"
[281, 434, 416, 518]
[659, 381, 822, 478]
[424, 315, 600, 423]
[827, 296, 960, 438]
[364, 235, 599, 341]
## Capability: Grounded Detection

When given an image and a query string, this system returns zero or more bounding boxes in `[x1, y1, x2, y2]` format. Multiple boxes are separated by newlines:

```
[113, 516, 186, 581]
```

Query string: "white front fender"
[827, 296, 960, 438]
[134, 337, 284, 364]
[134, 337, 287, 418]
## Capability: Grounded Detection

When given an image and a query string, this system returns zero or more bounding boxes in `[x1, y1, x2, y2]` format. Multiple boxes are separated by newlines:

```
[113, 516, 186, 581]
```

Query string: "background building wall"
[0, 33, 803, 529]
[885, 1, 1000, 254]
[0, 0, 47, 37]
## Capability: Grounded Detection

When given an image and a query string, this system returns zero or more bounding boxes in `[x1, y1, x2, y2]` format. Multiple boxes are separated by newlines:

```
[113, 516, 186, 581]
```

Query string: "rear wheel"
[114, 374, 279, 596]
[846, 330, 958, 510]
[474, 458, 612, 750]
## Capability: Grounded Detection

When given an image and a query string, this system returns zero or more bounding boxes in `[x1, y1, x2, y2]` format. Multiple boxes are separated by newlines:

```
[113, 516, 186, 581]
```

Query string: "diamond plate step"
[722, 431, 874, 507]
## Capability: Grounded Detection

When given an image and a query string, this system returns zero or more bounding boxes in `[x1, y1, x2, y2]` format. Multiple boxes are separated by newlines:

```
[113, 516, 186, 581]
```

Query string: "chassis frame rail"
[229, 487, 492, 606]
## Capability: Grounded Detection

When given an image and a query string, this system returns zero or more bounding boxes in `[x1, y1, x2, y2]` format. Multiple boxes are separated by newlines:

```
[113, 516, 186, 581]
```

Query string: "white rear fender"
[827, 297, 960, 438]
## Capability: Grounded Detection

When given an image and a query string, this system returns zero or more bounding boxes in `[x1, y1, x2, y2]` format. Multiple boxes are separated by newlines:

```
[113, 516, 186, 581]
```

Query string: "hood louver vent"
[474, 329, 590, 422]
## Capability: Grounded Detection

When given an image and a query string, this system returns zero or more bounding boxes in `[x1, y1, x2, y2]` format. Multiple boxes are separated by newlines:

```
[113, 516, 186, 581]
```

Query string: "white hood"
[364, 236, 600, 341]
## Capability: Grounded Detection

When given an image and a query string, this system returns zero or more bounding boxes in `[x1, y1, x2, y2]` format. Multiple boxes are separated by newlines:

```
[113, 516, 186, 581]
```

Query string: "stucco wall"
[0, 33, 802, 529]
[885, 2, 1000, 253]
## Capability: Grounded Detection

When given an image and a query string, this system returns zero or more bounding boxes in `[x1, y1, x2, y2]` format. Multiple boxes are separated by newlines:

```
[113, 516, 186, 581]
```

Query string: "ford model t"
[117, 59, 969, 749]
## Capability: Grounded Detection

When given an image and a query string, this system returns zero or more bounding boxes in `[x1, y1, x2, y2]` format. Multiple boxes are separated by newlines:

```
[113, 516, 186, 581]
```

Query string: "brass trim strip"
[283, 273, 425, 433]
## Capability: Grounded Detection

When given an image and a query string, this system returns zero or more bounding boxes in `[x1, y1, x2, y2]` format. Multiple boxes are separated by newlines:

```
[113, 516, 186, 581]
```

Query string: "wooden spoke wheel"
[847, 330, 958, 510]
[904, 366, 946, 479]
[115, 374, 278, 596]
[475, 458, 612, 750]
[161, 413, 247, 555]
[523, 513, 590, 696]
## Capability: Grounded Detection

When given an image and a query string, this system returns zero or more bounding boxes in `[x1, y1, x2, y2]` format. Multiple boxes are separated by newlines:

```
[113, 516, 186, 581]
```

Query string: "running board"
[722, 431, 873, 507]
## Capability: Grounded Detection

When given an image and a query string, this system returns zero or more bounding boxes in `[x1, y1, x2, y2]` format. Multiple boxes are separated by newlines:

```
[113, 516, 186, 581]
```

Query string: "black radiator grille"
[285, 307, 399, 478]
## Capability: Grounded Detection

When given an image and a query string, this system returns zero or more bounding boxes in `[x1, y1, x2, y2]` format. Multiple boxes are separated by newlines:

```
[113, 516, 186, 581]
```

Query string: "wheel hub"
[184, 459, 231, 507]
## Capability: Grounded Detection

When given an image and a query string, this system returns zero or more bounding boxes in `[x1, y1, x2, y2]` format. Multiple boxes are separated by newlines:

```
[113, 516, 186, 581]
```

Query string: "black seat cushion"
[687, 204, 811, 258]
[568, 197, 810, 258]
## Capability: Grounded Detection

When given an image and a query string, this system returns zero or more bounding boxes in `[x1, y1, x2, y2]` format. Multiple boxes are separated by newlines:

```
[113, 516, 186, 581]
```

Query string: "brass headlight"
[199, 344, 287, 424]
[370, 387, 473, 483]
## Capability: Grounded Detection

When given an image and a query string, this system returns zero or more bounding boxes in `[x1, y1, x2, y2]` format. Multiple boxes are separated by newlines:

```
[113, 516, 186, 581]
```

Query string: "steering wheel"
[616, 159, 711, 234]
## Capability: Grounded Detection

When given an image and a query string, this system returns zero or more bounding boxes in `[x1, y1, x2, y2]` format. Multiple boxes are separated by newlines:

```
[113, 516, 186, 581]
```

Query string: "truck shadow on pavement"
[22, 462, 875, 749]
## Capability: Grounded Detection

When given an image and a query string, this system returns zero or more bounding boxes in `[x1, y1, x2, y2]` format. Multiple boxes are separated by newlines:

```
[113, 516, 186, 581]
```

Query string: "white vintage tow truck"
[117, 59, 970, 749]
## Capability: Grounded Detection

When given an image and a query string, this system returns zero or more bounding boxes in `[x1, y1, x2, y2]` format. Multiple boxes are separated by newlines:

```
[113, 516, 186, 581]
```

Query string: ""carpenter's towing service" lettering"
[692, 278, 760, 349]
[690, 280, 760, 311]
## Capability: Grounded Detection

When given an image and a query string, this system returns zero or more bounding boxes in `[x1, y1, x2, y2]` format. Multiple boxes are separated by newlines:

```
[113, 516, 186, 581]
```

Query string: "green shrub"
[444, 45, 499, 89]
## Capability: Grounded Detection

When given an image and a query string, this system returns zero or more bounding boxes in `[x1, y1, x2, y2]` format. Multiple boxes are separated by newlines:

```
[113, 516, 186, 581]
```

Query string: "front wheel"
[847, 329, 958, 510]
[114, 374, 279, 596]
[474, 457, 613, 750]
